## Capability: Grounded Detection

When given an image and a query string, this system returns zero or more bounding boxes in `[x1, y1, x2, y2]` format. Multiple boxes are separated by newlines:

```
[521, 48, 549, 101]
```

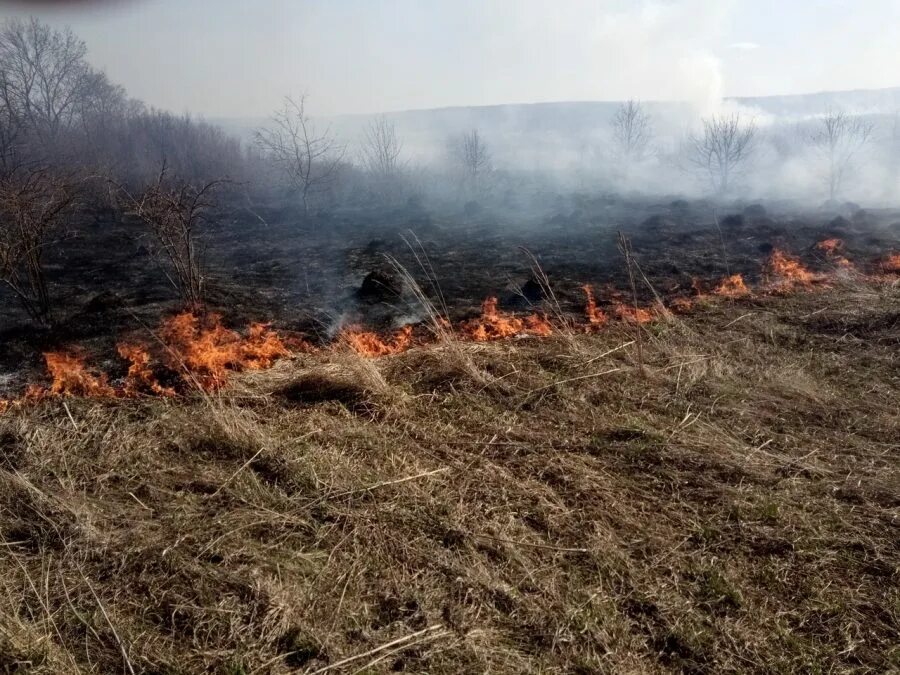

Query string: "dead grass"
[0, 282, 898, 673]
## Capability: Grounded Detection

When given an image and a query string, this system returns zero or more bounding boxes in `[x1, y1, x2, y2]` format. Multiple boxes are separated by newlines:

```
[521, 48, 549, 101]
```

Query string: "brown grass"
[1, 281, 898, 673]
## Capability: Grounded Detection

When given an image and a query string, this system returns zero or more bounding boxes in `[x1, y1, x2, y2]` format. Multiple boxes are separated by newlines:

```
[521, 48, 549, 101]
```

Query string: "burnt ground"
[0, 192, 898, 393]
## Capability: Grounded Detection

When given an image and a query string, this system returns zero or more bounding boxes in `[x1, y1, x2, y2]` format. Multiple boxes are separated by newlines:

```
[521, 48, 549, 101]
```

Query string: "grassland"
[1, 280, 898, 674]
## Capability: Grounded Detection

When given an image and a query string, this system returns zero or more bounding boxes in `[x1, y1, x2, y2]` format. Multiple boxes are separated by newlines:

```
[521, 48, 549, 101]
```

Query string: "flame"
[815, 238, 854, 269]
[461, 297, 552, 341]
[118, 344, 175, 397]
[881, 253, 900, 274]
[582, 285, 609, 327]
[767, 249, 817, 287]
[158, 312, 243, 388]
[341, 324, 414, 357]
[816, 238, 843, 255]
[40, 352, 115, 398]
[242, 323, 292, 368]
[612, 303, 655, 324]
[713, 274, 750, 298]
[668, 297, 694, 313]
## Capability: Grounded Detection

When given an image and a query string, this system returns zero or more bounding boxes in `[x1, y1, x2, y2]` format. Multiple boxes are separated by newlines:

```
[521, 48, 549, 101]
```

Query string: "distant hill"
[214, 86, 900, 164]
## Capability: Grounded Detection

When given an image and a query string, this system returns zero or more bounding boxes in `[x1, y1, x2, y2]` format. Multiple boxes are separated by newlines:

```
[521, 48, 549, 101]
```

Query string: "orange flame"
[341, 324, 414, 357]
[816, 238, 843, 255]
[881, 253, 900, 274]
[40, 352, 115, 398]
[582, 285, 609, 327]
[767, 249, 817, 287]
[118, 344, 175, 397]
[462, 297, 552, 341]
[612, 303, 655, 324]
[157, 312, 294, 389]
[815, 238, 854, 269]
[242, 323, 292, 368]
[713, 273, 750, 298]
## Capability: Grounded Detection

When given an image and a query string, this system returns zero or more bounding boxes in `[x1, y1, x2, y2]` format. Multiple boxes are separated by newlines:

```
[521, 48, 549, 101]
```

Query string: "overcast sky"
[3, 0, 899, 117]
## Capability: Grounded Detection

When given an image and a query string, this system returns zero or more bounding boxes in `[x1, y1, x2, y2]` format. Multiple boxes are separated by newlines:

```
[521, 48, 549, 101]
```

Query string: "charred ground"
[1, 194, 898, 394]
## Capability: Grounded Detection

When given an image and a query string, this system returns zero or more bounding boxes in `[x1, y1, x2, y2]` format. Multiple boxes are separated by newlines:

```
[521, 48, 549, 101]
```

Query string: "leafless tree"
[612, 100, 653, 164]
[359, 116, 404, 203]
[0, 168, 78, 323]
[810, 109, 874, 201]
[255, 95, 345, 214]
[688, 113, 756, 195]
[118, 165, 224, 308]
[0, 18, 96, 164]
[452, 129, 491, 192]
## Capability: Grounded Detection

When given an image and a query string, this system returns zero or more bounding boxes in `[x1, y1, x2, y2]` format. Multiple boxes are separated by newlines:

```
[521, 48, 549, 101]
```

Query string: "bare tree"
[118, 166, 223, 308]
[0, 168, 78, 323]
[452, 129, 490, 193]
[255, 95, 345, 214]
[359, 116, 404, 203]
[612, 100, 653, 164]
[688, 113, 756, 195]
[810, 109, 874, 201]
[0, 18, 96, 162]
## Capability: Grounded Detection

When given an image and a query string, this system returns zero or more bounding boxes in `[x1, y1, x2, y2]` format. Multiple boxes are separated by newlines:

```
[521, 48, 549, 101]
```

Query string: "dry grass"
[1, 281, 898, 674]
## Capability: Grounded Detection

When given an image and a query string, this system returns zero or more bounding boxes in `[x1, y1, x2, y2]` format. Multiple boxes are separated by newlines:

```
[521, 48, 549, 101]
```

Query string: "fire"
[668, 297, 694, 313]
[767, 249, 817, 287]
[713, 274, 750, 298]
[158, 312, 243, 388]
[881, 253, 900, 274]
[118, 344, 175, 397]
[41, 352, 115, 398]
[815, 238, 854, 269]
[582, 285, 609, 327]
[155, 312, 292, 388]
[612, 303, 655, 324]
[341, 324, 414, 357]
[461, 297, 553, 341]
[816, 238, 843, 255]
[242, 323, 292, 368]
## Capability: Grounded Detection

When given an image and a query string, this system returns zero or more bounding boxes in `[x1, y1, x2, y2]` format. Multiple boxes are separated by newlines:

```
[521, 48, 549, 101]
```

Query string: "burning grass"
[0, 281, 897, 673]
[3, 243, 900, 414]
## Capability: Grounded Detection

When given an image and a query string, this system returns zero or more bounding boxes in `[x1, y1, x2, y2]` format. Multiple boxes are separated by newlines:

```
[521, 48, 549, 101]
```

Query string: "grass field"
[1, 280, 898, 674]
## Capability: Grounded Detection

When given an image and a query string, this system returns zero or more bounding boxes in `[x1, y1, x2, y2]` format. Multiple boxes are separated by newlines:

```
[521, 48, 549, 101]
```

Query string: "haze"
[3, 0, 899, 117]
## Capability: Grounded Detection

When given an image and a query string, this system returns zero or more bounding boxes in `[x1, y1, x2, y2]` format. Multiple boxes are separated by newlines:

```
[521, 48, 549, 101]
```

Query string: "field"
[0, 197, 899, 673]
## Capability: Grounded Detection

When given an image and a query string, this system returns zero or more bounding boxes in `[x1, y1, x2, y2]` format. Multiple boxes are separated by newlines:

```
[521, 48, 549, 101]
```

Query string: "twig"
[723, 312, 754, 328]
[329, 467, 450, 499]
[579, 340, 635, 367]
[211, 447, 266, 497]
[62, 401, 78, 431]
[473, 533, 588, 553]
[617, 231, 645, 374]
[302, 625, 446, 674]
[82, 574, 136, 675]
[521, 367, 622, 400]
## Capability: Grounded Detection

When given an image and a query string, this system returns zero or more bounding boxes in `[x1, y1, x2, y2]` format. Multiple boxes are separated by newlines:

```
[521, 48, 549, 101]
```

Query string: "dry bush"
[117, 166, 224, 308]
[0, 169, 78, 323]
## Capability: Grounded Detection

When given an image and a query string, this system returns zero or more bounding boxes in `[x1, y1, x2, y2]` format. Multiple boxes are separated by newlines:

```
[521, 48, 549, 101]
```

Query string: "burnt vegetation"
[0, 16, 899, 675]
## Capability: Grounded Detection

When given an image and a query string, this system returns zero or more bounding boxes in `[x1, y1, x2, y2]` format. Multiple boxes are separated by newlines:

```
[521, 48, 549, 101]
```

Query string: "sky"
[2, 0, 899, 118]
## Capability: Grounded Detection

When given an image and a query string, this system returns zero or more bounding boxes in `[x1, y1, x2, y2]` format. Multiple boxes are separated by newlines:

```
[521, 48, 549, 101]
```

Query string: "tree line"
[0, 17, 894, 327]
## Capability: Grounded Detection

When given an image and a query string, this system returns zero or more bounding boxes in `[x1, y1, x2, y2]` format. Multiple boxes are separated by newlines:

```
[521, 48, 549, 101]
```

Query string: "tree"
[688, 113, 756, 195]
[118, 165, 224, 308]
[255, 95, 345, 214]
[359, 116, 404, 203]
[612, 100, 652, 164]
[453, 129, 490, 193]
[0, 17, 96, 166]
[810, 109, 874, 201]
[0, 168, 78, 323]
